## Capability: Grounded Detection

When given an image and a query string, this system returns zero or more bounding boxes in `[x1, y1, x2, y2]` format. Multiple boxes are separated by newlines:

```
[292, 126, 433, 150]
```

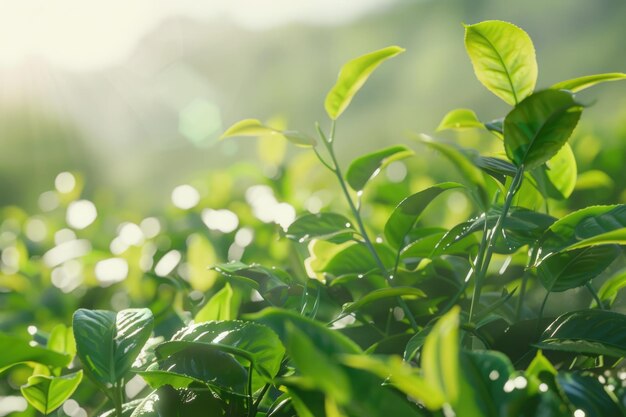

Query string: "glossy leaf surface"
[325, 46, 404, 120]
[346, 145, 414, 191]
[465, 20, 537, 105]
[20, 371, 83, 415]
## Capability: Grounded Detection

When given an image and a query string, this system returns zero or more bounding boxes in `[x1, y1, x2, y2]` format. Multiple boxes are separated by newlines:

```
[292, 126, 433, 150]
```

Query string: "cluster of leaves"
[3, 20, 626, 417]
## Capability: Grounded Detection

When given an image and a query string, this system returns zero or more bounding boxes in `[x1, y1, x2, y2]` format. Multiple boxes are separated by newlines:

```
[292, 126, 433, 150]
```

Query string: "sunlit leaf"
[551, 72, 626, 93]
[384, 182, 464, 249]
[341, 287, 426, 315]
[341, 354, 444, 409]
[532, 143, 577, 200]
[557, 372, 623, 417]
[20, 371, 83, 415]
[537, 309, 626, 357]
[285, 212, 356, 243]
[285, 323, 351, 404]
[436, 108, 484, 131]
[221, 119, 315, 146]
[246, 307, 362, 355]
[504, 90, 582, 169]
[194, 283, 235, 322]
[597, 269, 626, 308]
[320, 242, 396, 277]
[465, 20, 537, 105]
[325, 46, 404, 120]
[537, 245, 619, 292]
[422, 306, 460, 405]
[73, 308, 154, 385]
[346, 145, 414, 191]
[0, 334, 70, 374]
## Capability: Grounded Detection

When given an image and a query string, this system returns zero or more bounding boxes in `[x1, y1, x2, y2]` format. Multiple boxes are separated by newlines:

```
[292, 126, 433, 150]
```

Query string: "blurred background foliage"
[1, 0, 626, 415]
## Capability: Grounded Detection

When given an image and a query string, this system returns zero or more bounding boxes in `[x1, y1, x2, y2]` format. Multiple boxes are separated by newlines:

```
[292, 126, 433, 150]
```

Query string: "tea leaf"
[346, 145, 414, 191]
[325, 46, 404, 120]
[551, 72, 626, 93]
[504, 90, 582, 169]
[20, 371, 83, 415]
[465, 20, 537, 105]
[436, 108, 484, 131]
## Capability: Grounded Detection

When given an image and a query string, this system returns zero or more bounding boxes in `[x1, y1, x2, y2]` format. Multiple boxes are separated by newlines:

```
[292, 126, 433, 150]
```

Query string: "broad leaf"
[539, 205, 626, 256]
[565, 228, 626, 251]
[341, 354, 444, 409]
[557, 372, 624, 417]
[504, 90, 582, 169]
[537, 245, 619, 292]
[436, 108, 483, 131]
[384, 182, 463, 249]
[285, 323, 351, 404]
[415, 134, 490, 209]
[246, 307, 362, 355]
[346, 145, 414, 191]
[130, 387, 226, 417]
[73, 308, 154, 385]
[222, 119, 276, 138]
[537, 309, 626, 357]
[532, 143, 577, 200]
[194, 283, 235, 322]
[325, 46, 404, 120]
[164, 320, 284, 380]
[422, 306, 460, 405]
[551, 72, 626, 93]
[221, 119, 315, 146]
[320, 242, 396, 277]
[465, 20, 537, 105]
[212, 261, 292, 306]
[0, 333, 70, 374]
[140, 344, 247, 393]
[341, 287, 426, 315]
[597, 268, 626, 308]
[285, 212, 356, 243]
[20, 371, 83, 415]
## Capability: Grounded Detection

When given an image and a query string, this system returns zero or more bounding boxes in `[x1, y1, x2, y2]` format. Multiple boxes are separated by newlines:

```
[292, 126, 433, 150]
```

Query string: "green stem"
[247, 363, 254, 417]
[316, 121, 419, 331]
[252, 383, 270, 415]
[586, 282, 605, 310]
[114, 383, 124, 417]
[468, 167, 524, 324]
[516, 245, 540, 320]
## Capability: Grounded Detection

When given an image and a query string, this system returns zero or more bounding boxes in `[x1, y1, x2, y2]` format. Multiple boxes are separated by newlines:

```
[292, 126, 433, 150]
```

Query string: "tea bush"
[2, 20, 626, 417]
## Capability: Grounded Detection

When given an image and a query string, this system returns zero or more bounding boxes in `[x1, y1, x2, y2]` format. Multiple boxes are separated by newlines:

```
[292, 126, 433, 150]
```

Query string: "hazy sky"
[0, 0, 398, 71]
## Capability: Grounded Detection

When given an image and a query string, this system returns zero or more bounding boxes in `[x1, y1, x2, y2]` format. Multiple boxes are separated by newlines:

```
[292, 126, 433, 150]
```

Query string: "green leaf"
[557, 372, 624, 417]
[221, 119, 277, 138]
[537, 309, 626, 357]
[532, 143, 577, 200]
[340, 354, 444, 410]
[422, 306, 460, 405]
[20, 371, 83, 415]
[0, 334, 70, 374]
[213, 261, 293, 306]
[139, 344, 247, 393]
[130, 387, 226, 417]
[464, 20, 537, 105]
[246, 307, 362, 355]
[540, 205, 626, 256]
[72, 308, 154, 385]
[320, 242, 396, 276]
[285, 323, 351, 404]
[525, 350, 556, 378]
[325, 46, 404, 120]
[47, 324, 76, 360]
[575, 170, 614, 191]
[551, 72, 626, 93]
[221, 119, 315, 146]
[285, 212, 356, 243]
[164, 320, 284, 380]
[597, 269, 626, 308]
[341, 287, 426, 315]
[346, 145, 414, 191]
[565, 228, 626, 251]
[415, 134, 490, 210]
[384, 182, 464, 249]
[504, 90, 582, 169]
[194, 283, 235, 322]
[537, 245, 619, 292]
[436, 108, 484, 131]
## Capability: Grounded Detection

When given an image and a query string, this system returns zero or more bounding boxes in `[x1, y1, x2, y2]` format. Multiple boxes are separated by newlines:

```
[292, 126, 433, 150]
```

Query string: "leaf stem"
[468, 166, 524, 324]
[113, 383, 123, 417]
[247, 363, 254, 417]
[316, 121, 419, 331]
[586, 282, 605, 310]
[252, 383, 271, 415]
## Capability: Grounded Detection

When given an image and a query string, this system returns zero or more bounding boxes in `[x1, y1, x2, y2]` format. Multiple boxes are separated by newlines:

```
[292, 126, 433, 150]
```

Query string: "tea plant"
[2, 20, 626, 417]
